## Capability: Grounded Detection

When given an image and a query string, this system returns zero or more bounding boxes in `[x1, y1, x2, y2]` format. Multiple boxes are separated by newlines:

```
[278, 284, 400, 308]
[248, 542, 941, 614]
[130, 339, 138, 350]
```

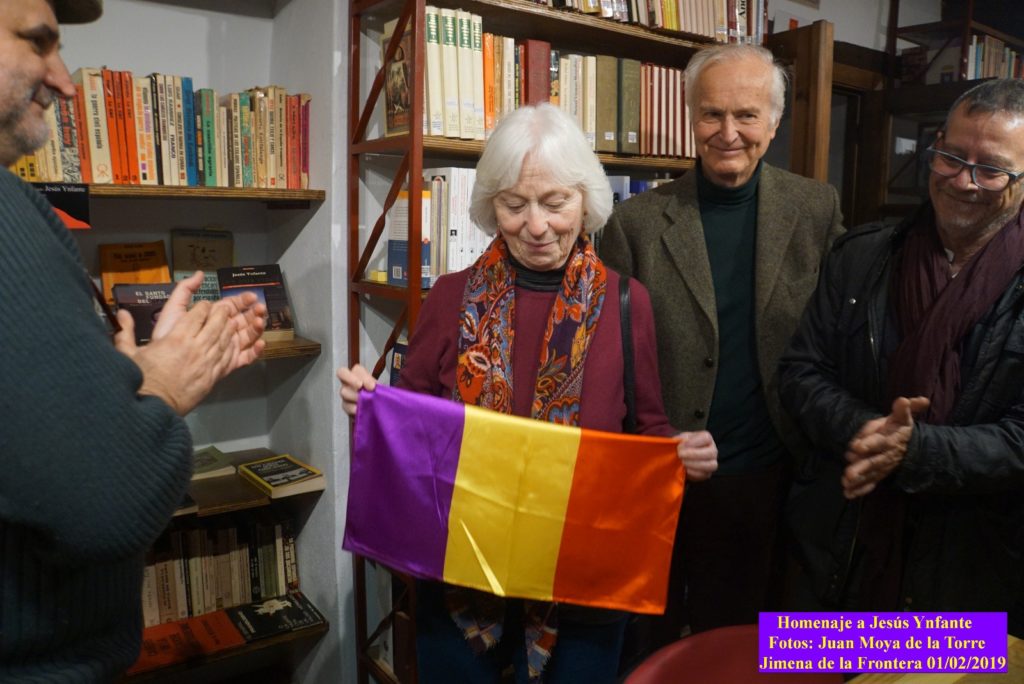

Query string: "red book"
[73, 84, 92, 184]
[286, 94, 300, 190]
[126, 610, 246, 675]
[119, 71, 140, 184]
[521, 39, 551, 107]
[101, 68, 126, 183]
[299, 94, 310, 190]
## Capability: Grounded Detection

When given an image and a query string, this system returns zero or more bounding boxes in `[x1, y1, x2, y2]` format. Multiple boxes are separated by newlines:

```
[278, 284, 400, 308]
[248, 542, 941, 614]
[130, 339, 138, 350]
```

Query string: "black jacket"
[778, 208, 1024, 631]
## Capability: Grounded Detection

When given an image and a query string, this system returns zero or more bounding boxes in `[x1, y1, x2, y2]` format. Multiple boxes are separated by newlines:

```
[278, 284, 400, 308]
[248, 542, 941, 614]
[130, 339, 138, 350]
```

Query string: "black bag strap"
[620, 275, 637, 434]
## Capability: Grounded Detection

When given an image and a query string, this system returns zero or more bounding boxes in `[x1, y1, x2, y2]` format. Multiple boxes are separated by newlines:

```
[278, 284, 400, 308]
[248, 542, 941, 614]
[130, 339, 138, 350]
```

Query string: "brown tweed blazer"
[599, 163, 844, 450]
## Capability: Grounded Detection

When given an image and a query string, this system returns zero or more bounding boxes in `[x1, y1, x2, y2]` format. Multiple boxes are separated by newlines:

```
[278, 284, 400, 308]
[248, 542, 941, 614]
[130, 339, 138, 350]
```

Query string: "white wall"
[771, 0, 940, 50]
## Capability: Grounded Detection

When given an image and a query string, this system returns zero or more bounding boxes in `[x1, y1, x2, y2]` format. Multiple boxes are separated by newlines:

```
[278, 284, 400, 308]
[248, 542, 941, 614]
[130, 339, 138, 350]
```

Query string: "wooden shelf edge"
[351, 280, 430, 300]
[83, 184, 326, 203]
[358, 652, 400, 684]
[355, 135, 694, 171]
[125, 622, 329, 682]
[261, 336, 322, 360]
[895, 19, 1024, 51]
[448, 0, 713, 51]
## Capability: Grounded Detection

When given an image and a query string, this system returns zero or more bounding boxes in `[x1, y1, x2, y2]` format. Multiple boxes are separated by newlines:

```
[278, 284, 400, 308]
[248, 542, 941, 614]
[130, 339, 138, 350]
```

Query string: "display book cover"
[191, 444, 236, 480]
[237, 454, 324, 499]
[171, 228, 233, 303]
[225, 590, 326, 642]
[112, 282, 175, 345]
[217, 263, 294, 342]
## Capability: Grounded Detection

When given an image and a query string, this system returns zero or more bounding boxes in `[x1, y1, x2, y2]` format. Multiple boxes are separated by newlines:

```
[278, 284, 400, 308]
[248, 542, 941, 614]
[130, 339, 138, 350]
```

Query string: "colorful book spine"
[182, 76, 198, 186]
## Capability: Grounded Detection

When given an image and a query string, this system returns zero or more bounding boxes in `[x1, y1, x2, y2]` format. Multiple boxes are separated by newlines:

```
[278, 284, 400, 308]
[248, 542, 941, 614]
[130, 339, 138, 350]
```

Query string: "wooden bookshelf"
[348, 0, 714, 681]
[430, 0, 707, 65]
[354, 135, 695, 172]
[123, 622, 329, 684]
[85, 185, 325, 207]
[896, 19, 1024, 52]
[262, 336, 322, 360]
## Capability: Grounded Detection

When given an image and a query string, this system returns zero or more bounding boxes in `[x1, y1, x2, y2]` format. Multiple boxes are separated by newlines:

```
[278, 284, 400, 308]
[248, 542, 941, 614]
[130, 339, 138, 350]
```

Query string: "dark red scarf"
[446, 233, 607, 681]
[888, 204, 1024, 424]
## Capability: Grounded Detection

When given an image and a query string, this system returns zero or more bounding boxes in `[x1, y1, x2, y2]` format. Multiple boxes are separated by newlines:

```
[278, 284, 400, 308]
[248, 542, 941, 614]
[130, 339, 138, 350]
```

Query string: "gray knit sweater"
[0, 168, 193, 682]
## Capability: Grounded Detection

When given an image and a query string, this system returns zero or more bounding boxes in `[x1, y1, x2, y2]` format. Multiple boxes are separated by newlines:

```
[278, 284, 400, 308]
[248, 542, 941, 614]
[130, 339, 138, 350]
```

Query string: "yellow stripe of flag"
[443, 405, 582, 598]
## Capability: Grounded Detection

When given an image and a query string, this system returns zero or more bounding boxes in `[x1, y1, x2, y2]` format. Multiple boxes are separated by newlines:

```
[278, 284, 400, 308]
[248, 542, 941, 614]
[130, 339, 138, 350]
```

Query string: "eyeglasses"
[926, 146, 1024, 192]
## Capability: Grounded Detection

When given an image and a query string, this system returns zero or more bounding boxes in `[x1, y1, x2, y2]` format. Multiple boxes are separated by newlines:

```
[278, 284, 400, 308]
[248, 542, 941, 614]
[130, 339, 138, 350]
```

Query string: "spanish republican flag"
[343, 385, 684, 614]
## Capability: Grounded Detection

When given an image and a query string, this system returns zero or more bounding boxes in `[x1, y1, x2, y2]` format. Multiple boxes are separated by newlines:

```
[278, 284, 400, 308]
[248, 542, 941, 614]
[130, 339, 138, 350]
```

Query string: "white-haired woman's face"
[493, 157, 584, 271]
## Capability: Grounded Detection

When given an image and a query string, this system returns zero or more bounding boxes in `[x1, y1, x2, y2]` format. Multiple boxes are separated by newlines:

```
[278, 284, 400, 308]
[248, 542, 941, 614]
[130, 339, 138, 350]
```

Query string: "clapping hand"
[841, 396, 930, 499]
[114, 272, 267, 415]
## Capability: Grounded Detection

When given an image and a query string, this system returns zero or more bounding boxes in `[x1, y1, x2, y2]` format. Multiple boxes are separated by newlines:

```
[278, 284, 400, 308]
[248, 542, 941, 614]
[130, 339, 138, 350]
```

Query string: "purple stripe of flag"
[343, 385, 464, 580]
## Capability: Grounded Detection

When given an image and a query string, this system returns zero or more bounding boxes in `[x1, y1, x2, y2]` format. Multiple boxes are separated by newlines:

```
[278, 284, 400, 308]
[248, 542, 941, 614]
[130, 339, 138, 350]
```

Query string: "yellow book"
[97, 240, 171, 306]
[237, 454, 324, 499]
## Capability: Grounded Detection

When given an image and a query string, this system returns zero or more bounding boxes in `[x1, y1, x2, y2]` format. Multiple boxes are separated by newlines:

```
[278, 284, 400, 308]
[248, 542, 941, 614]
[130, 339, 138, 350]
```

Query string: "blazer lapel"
[661, 172, 717, 330]
[755, 164, 800, 319]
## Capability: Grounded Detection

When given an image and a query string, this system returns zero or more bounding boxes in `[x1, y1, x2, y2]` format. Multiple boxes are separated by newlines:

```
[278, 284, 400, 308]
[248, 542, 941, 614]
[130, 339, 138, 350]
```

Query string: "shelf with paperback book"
[349, 1, 717, 682]
[126, 591, 328, 682]
[151, 449, 324, 605]
[11, 68, 313, 193]
[890, 0, 1024, 85]
[133, 448, 328, 682]
[176, 448, 325, 518]
[57, 2, 340, 682]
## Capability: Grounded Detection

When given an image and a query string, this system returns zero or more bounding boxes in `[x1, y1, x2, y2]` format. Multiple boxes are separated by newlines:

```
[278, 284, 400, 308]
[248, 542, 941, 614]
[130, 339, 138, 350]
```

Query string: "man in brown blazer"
[600, 43, 844, 644]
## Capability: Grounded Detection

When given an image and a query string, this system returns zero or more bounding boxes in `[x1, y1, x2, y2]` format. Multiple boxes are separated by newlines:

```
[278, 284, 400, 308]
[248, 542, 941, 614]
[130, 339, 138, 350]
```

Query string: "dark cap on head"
[52, 0, 103, 24]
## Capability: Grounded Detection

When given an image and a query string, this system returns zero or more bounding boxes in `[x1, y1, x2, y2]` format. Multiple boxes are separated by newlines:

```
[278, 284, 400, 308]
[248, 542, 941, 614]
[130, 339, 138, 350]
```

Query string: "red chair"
[624, 624, 845, 684]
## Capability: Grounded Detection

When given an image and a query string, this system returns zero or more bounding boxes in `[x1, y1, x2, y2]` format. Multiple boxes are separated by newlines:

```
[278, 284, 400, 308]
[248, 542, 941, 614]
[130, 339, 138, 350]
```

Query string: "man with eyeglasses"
[0, 1, 267, 680]
[777, 78, 1024, 637]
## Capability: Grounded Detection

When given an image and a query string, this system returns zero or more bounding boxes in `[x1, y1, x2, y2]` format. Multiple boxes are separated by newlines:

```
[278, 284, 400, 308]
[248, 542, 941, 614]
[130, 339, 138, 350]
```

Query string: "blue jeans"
[416, 581, 627, 684]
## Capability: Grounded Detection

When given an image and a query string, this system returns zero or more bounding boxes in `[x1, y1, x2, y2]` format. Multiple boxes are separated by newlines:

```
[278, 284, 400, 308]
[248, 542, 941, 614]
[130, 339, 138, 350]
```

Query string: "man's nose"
[950, 164, 979, 190]
[719, 116, 738, 141]
[44, 53, 76, 99]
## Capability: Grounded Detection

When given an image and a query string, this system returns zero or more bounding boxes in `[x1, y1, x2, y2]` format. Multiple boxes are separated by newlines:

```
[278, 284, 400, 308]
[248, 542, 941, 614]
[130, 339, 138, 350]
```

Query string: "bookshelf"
[128, 454, 327, 682]
[850, 0, 1024, 223]
[347, 1, 724, 682]
[59, 0, 341, 682]
[888, 0, 1024, 85]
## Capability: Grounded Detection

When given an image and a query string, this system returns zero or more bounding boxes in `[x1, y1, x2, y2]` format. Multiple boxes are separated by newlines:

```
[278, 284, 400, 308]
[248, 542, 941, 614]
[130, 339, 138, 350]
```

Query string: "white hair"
[684, 43, 788, 127]
[469, 103, 613, 236]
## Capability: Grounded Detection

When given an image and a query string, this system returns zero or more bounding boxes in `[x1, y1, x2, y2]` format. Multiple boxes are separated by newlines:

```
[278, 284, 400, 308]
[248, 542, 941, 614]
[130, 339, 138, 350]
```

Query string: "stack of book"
[10, 68, 311, 189]
[382, 4, 722, 157]
[128, 591, 326, 675]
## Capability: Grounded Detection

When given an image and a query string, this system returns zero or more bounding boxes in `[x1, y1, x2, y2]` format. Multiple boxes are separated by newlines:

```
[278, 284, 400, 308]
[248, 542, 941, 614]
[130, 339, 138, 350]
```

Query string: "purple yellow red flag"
[343, 385, 684, 614]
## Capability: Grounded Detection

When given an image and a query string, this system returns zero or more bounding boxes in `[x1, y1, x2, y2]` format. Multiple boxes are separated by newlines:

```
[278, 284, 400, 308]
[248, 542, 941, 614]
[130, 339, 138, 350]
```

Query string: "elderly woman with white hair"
[338, 103, 717, 683]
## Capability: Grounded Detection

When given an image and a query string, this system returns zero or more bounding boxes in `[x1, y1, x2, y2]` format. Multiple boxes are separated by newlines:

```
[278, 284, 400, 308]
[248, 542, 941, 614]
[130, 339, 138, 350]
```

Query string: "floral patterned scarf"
[446, 233, 607, 681]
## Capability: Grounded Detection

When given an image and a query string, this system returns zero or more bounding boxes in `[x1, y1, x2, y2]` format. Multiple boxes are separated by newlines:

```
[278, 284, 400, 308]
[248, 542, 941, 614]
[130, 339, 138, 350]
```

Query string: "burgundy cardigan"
[399, 266, 676, 437]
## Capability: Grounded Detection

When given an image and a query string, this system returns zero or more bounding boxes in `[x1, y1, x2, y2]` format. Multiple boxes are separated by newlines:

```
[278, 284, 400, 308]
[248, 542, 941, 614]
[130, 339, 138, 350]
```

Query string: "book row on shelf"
[389, 6, 693, 159]
[383, 168, 673, 288]
[90, 229, 296, 344]
[142, 508, 300, 626]
[965, 34, 1024, 80]
[123, 443, 327, 676]
[902, 34, 1024, 85]
[506, 0, 765, 41]
[10, 67, 311, 190]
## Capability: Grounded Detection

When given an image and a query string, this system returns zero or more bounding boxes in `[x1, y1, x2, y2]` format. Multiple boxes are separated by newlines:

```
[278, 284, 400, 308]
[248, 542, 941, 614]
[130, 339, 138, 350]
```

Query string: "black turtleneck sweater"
[697, 162, 784, 474]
